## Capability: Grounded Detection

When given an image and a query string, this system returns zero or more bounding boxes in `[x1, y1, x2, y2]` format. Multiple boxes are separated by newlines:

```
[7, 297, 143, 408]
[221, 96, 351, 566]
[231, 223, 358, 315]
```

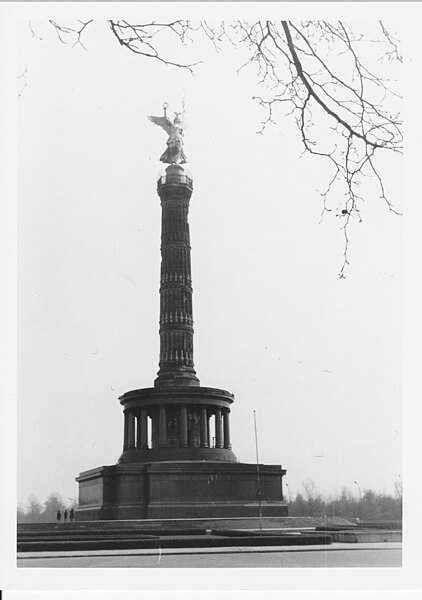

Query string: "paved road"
[17, 542, 401, 568]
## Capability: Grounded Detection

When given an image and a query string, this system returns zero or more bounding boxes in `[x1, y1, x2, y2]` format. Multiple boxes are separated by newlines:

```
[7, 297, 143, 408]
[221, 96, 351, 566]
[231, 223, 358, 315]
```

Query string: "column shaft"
[215, 408, 223, 448]
[127, 412, 136, 450]
[155, 168, 199, 388]
[152, 412, 159, 448]
[180, 406, 188, 447]
[200, 407, 208, 448]
[223, 410, 231, 449]
[136, 414, 142, 449]
[123, 411, 129, 451]
[159, 407, 167, 447]
[141, 410, 148, 448]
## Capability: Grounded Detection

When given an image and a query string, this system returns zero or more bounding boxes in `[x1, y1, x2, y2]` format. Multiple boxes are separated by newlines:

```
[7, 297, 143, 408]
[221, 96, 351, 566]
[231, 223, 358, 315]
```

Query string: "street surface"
[17, 542, 401, 568]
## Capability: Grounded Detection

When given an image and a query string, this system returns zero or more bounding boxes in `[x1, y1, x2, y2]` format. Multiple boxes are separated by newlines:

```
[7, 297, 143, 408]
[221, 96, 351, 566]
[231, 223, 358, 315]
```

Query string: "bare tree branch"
[49, 19, 93, 50]
[18, 66, 28, 98]
[108, 20, 201, 73]
[29, 21, 43, 41]
[379, 21, 403, 63]
[232, 20, 402, 277]
[41, 18, 402, 277]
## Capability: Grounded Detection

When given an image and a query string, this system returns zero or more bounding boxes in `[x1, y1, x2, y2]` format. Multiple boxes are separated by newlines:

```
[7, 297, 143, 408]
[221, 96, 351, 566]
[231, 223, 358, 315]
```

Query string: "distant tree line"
[286, 479, 402, 521]
[18, 480, 402, 523]
[17, 492, 78, 524]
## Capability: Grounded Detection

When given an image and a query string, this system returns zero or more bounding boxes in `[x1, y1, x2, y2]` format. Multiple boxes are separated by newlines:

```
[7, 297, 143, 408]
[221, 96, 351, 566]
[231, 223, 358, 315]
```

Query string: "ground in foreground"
[17, 542, 401, 568]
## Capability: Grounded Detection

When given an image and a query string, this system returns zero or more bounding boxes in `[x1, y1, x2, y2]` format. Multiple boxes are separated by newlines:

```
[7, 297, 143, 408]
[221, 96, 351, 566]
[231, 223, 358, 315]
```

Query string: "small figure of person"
[64, 509, 68, 523]
[69, 507, 75, 523]
[56, 510, 61, 523]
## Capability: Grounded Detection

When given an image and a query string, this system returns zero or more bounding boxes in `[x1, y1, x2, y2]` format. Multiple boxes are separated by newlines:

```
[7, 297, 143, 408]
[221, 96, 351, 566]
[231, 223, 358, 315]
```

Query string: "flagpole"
[253, 410, 263, 534]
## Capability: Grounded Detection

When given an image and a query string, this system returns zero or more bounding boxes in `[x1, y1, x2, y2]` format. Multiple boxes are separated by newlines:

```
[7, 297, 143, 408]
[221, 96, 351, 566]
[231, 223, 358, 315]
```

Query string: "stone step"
[17, 532, 333, 552]
[18, 528, 205, 539]
[18, 515, 355, 533]
[355, 521, 402, 530]
[330, 530, 402, 543]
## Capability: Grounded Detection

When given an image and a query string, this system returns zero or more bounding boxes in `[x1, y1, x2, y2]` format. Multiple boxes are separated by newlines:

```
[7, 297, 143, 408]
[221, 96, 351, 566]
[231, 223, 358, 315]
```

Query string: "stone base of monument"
[76, 461, 287, 521]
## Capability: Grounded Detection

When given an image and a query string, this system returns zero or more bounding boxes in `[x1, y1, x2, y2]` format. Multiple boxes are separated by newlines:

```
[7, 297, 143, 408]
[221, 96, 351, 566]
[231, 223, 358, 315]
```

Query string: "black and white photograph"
[1, 0, 422, 594]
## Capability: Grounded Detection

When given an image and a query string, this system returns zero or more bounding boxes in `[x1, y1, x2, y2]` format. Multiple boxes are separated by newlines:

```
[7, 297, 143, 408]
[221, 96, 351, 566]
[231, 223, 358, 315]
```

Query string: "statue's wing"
[148, 115, 174, 135]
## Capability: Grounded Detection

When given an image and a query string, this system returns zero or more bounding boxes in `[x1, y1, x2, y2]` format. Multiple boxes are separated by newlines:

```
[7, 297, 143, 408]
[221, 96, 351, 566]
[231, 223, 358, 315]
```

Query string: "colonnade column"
[223, 410, 231, 449]
[136, 414, 142, 449]
[152, 413, 159, 448]
[140, 410, 148, 448]
[123, 411, 129, 451]
[123, 403, 233, 454]
[215, 408, 223, 448]
[127, 412, 136, 450]
[180, 406, 188, 447]
[159, 407, 167, 447]
[200, 407, 208, 448]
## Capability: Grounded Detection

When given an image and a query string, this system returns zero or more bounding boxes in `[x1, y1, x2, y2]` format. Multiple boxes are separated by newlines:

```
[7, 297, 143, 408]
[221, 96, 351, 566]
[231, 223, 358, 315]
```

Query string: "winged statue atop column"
[148, 103, 187, 165]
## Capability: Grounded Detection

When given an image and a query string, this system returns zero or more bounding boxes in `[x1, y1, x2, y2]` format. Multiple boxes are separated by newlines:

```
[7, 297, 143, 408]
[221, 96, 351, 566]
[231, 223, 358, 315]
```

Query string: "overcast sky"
[12, 10, 406, 509]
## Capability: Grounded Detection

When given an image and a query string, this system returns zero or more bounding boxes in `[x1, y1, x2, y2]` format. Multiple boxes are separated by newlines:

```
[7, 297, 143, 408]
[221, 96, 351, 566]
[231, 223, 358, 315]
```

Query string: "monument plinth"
[76, 111, 287, 520]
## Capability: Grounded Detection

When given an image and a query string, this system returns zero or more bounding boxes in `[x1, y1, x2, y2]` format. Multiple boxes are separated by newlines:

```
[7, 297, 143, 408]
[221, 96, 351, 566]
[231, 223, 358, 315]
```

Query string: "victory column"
[76, 105, 287, 520]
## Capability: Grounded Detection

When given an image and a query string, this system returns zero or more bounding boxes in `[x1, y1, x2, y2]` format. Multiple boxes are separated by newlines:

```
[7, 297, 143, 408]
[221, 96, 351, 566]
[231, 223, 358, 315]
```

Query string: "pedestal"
[76, 461, 287, 520]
